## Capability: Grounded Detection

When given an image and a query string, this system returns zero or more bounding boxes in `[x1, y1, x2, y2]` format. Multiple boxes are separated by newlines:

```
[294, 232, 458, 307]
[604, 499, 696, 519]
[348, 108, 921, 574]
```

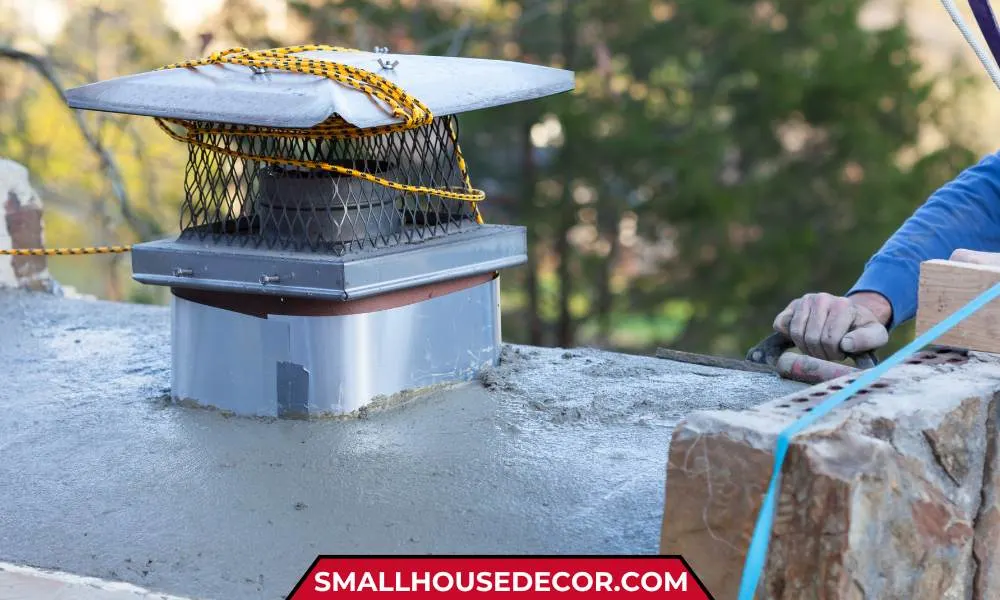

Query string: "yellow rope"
[2, 45, 485, 257]
[155, 45, 485, 224]
[0, 246, 132, 256]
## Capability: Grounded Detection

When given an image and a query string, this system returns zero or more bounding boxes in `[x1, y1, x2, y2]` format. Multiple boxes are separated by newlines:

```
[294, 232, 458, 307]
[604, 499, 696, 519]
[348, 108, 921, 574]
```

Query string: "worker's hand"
[773, 292, 891, 361]
[951, 249, 1000, 266]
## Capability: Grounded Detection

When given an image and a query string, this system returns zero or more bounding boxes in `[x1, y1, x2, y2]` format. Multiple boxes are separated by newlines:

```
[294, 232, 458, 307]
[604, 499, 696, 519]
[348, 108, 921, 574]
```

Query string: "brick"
[0, 158, 52, 291]
[660, 348, 1000, 599]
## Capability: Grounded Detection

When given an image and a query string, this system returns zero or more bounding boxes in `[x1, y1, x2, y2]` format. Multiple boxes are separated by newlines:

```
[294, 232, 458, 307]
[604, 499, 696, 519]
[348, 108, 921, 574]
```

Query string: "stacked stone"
[0, 158, 52, 291]
[661, 348, 1000, 599]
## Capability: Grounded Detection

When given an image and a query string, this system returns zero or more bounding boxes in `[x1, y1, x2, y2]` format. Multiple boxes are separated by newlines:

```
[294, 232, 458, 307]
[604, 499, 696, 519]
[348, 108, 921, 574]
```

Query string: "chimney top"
[64, 49, 575, 129]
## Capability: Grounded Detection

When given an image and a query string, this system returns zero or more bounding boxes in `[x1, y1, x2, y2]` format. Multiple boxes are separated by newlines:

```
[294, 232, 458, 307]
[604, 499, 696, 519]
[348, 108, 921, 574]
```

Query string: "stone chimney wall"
[0, 159, 53, 292]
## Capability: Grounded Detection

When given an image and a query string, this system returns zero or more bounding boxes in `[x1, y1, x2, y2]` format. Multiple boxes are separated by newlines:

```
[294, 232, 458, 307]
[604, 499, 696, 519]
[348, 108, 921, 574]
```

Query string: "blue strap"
[736, 280, 1000, 600]
[970, 0, 1000, 68]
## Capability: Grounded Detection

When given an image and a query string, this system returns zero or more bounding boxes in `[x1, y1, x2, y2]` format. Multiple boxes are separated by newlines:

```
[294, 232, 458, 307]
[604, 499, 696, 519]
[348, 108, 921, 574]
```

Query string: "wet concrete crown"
[0, 289, 802, 599]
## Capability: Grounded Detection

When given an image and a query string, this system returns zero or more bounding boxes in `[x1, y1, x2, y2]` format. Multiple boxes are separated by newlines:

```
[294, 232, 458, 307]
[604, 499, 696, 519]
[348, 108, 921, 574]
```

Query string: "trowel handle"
[746, 331, 879, 369]
[745, 332, 794, 367]
[852, 351, 879, 369]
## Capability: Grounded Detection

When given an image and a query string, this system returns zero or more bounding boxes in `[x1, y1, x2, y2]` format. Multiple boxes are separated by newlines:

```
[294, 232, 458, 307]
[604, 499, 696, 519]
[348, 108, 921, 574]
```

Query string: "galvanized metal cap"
[64, 49, 575, 129]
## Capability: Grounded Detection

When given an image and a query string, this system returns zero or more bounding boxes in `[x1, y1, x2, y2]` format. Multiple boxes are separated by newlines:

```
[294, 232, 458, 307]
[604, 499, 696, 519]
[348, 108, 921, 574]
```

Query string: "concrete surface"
[0, 562, 192, 600]
[0, 289, 803, 599]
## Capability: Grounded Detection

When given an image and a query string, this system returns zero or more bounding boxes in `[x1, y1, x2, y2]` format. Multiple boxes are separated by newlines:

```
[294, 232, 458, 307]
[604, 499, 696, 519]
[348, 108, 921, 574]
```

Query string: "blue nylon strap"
[736, 280, 1000, 600]
[969, 0, 1000, 68]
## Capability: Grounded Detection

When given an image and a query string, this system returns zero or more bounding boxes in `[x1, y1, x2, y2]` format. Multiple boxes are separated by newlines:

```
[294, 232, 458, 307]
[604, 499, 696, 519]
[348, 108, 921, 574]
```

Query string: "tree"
[0, 0, 187, 301]
[1, 0, 977, 359]
[284, 0, 975, 357]
[629, 0, 976, 357]
[202, 0, 283, 49]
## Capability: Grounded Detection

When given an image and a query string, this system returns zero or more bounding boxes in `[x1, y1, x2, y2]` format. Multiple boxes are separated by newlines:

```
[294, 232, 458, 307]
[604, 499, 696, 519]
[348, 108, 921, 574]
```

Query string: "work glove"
[951, 248, 1000, 266]
[773, 292, 891, 361]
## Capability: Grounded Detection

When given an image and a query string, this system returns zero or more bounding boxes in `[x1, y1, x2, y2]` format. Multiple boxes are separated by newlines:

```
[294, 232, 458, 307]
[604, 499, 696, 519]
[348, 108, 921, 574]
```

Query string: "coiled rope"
[154, 45, 485, 223]
[3, 44, 484, 256]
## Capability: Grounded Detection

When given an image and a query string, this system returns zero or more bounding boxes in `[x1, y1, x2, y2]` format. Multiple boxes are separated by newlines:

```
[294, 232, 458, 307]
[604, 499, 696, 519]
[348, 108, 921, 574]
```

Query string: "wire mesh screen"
[178, 115, 479, 254]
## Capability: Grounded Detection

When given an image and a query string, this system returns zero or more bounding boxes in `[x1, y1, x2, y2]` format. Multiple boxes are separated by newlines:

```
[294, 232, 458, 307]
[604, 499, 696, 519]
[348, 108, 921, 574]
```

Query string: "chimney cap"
[64, 49, 575, 129]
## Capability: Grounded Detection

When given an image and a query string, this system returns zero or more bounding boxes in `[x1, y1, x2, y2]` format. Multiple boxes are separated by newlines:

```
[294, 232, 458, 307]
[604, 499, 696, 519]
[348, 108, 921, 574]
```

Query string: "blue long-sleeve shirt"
[847, 152, 1000, 328]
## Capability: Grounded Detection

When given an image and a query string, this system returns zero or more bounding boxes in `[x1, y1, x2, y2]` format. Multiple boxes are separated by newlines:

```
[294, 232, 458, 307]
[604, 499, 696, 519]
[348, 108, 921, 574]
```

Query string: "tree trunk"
[106, 254, 124, 301]
[521, 118, 543, 346]
[556, 185, 574, 348]
[596, 210, 619, 346]
[555, 0, 577, 349]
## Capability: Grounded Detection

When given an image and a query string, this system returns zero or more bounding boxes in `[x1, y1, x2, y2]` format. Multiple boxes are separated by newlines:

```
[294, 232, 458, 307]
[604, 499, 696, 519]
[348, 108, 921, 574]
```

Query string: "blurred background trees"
[0, 0, 990, 356]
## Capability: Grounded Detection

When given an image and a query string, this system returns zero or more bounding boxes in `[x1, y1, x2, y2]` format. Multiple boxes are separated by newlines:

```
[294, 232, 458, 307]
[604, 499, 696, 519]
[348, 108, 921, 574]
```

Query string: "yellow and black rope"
[3, 45, 484, 256]
[155, 45, 486, 221]
[0, 246, 132, 256]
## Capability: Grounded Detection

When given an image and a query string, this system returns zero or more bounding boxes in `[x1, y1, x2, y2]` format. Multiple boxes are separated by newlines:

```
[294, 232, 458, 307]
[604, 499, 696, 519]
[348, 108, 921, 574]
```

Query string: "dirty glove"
[951, 248, 1000, 266]
[773, 292, 891, 361]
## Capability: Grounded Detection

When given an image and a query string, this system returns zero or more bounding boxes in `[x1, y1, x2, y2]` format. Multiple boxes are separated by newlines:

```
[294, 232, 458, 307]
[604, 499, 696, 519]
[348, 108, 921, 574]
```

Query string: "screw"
[172, 268, 193, 277]
[260, 274, 280, 284]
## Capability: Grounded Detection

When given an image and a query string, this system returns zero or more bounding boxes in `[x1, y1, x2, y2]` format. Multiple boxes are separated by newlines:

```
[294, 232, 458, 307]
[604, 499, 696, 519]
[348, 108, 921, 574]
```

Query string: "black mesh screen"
[178, 115, 479, 254]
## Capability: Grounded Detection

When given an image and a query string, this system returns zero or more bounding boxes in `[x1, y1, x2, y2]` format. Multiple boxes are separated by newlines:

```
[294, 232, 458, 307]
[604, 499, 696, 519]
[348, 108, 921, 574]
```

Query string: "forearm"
[848, 152, 1000, 328]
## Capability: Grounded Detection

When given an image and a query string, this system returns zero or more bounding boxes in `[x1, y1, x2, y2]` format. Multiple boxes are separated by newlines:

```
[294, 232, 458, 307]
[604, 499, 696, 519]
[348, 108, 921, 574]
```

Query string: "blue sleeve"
[847, 152, 1000, 329]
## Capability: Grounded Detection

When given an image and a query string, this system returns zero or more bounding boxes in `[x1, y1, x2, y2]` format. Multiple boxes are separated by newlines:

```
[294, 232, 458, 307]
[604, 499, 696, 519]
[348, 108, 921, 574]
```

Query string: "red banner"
[288, 556, 713, 599]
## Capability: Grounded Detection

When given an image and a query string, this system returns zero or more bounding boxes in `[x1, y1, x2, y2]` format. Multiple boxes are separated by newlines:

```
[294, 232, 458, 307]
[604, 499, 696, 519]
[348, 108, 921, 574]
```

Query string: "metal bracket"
[130, 225, 528, 300]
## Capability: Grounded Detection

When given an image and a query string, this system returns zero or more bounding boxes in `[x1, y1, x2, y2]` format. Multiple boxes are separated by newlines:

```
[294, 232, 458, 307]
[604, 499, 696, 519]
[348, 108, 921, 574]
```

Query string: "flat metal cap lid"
[64, 49, 575, 129]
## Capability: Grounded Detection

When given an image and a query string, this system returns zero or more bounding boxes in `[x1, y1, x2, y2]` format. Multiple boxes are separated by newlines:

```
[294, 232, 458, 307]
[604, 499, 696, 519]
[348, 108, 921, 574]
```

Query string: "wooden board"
[916, 259, 1000, 353]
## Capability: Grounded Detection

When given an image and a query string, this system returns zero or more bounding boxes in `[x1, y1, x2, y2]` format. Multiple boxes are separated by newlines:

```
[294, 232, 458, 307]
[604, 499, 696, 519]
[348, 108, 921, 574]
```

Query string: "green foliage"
[289, 0, 975, 356]
[1, 0, 981, 360]
[1, 0, 189, 299]
[641, 0, 977, 356]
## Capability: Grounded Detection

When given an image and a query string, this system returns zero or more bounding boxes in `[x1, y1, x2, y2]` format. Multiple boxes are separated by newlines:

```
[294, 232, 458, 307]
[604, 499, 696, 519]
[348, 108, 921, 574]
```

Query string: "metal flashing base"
[170, 276, 502, 418]
[132, 224, 526, 300]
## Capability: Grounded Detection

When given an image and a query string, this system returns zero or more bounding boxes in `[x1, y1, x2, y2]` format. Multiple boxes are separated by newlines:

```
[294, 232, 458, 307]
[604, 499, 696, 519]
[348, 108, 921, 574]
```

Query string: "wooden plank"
[915, 259, 1000, 353]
